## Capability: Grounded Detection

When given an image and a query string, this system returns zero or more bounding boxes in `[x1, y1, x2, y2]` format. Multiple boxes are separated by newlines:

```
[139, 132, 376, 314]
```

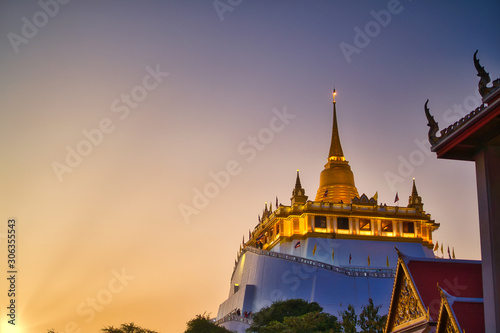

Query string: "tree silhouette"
[358, 299, 387, 333]
[264, 311, 341, 333]
[247, 299, 328, 333]
[47, 323, 159, 333]
[101, 322, 158, 333]
[184, 313, 233, 333]
[339, 305, 357, 333]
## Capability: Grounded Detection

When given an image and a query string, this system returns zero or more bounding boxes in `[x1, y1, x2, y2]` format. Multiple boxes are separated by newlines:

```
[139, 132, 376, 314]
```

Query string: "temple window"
[359, 218, 371, 235]
[314, 215, 327, 229]
[403, 221, 415, 235]
[381, 220, 393, 236]
[337, 217, 349, 233]
[293, 218, 300, 233]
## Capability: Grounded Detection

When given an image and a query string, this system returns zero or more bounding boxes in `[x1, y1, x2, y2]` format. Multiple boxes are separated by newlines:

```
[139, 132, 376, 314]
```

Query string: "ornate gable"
[436, 288, 461, 333]
[386, 251, 429, 332]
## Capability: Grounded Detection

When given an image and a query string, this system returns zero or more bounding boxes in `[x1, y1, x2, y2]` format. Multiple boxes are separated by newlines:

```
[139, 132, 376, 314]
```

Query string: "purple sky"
[0, 1, 499, 332]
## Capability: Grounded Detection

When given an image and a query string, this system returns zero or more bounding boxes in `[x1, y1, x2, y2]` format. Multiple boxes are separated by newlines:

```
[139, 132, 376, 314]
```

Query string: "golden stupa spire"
[315, 90, 358, 203]
[411, 177, 419, 196]
[328, 89, 345, 159]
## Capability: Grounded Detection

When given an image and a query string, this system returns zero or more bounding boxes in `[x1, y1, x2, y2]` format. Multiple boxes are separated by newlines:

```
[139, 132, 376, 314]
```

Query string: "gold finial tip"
[413, 177, 415, 180]
[297, 169, 299, 172]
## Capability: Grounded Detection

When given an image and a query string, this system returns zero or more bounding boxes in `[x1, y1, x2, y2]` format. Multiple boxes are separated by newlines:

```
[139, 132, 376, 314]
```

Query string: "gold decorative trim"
[393, 274, 425, 327]
[436, 287, 461, 333]
[385, 253, 429, 332]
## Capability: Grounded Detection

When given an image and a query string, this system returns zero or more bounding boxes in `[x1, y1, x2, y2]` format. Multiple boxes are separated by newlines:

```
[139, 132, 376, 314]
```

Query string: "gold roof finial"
[295, 169, 302, 189]
[412, 178, 419, 196]
[315, 91, 358, 203]
[328, 89, 344, 159]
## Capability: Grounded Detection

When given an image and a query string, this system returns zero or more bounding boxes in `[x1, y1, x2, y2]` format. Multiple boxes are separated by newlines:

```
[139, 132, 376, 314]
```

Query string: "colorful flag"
[324, 189, 328, 197]
[294, 241, 301, 249]
[394, 192, 399, 203]
[433, 241, 439, 252]
[386, 256, 390, 267]
[367, 255, 371, 266]
[332, 249, 335, 263]
[349, 253, 352, 264]
[313, 244, 317, 256]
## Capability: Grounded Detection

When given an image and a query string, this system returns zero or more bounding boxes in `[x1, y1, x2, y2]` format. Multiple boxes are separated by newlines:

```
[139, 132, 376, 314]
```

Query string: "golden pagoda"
[315, 89, 359, 203]
[216, 91, 440, 333]
[245, 91, 438, 251]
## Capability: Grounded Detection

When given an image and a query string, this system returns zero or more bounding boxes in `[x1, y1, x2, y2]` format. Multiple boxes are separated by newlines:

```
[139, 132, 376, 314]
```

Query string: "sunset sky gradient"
[0, 1, 499, 332]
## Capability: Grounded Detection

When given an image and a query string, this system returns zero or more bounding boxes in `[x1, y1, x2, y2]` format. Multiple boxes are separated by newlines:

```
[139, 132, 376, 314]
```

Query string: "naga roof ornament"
[424, 99, 440, 146]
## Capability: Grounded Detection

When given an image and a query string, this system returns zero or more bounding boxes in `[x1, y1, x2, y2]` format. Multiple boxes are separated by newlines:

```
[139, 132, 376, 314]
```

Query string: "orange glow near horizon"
[0, 2, 491, 332]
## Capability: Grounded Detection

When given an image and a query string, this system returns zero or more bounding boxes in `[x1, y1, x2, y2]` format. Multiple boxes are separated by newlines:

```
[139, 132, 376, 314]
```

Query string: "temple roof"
[425, 51, 500, 161]
[386, 250, 483, 333]
[315, 92, 358, 203]
[328, 93, 344, 158]
[449, 299, 485, 332]
[406, 258, 483, 320]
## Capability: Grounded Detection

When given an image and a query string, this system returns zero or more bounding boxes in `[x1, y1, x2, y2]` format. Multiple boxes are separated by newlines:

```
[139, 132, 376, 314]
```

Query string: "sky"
[0, 1, 499, 332]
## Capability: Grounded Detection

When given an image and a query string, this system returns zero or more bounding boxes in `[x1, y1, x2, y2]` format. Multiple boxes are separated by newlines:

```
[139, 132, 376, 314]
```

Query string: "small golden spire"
[295, 170, 302, 189]
[332, 88, 336, 103]
[412, 178, 418, 196]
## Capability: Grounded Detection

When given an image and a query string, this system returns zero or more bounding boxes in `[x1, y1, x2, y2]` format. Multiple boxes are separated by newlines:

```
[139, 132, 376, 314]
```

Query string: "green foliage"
[263, 311, 341, 333]
[358, 299, 387, 333]
[248, 299, 324, 332]
[184, 313, 233, 333]
[339, 305, 357, 333]
[338, 299, 387, 333]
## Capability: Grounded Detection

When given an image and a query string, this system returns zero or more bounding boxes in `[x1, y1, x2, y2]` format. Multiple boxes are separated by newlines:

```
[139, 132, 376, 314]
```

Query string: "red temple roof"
[452, 301, 485, 333]
[406, 259, 483, 320]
